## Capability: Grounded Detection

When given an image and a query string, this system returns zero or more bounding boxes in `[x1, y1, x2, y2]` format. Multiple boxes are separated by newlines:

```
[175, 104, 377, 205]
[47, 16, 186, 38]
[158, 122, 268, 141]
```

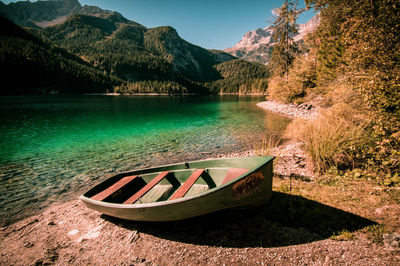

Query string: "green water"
[0, 95, 290, 225]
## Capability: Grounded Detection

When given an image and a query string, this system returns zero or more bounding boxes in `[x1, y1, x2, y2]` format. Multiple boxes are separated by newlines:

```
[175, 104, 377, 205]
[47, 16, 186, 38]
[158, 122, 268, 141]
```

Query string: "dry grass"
[330, 230, 354, 241]
[253, 134, 283, 156]
[285, 103, 373, 174]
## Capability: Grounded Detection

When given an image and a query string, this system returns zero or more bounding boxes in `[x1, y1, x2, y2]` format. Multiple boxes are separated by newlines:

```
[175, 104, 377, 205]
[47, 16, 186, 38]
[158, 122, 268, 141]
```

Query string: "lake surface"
[0, 95, 290, 225]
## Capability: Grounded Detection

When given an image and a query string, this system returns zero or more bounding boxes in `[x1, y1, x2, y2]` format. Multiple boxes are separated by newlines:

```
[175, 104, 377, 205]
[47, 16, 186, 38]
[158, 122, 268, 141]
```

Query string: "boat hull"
[80, 156, 274, 222]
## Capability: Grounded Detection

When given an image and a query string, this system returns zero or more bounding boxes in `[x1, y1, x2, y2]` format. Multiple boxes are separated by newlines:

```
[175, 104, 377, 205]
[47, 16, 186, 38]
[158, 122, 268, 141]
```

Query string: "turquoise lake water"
[0, 95, 290, 225]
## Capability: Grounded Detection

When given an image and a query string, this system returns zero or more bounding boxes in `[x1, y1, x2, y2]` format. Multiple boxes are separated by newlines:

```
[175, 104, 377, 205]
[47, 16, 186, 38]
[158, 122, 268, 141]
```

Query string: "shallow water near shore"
[0, 95, 290, 225]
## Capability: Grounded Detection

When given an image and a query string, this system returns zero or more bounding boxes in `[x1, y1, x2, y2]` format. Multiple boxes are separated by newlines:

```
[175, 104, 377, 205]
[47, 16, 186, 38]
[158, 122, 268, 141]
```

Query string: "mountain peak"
[224, 13, 320, 65]
[234, 25, 274, 50]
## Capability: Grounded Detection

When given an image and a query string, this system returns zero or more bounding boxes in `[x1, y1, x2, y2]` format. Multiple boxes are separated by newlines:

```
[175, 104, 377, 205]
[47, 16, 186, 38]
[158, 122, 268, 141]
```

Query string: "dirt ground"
[1, 146, 399, 265]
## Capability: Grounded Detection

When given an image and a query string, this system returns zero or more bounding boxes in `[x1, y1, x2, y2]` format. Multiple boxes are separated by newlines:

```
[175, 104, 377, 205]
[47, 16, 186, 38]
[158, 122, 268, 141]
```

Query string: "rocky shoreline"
[256, 100, 317, 178]
[257, 100, 318, 119]
[218, 140, 314, 180]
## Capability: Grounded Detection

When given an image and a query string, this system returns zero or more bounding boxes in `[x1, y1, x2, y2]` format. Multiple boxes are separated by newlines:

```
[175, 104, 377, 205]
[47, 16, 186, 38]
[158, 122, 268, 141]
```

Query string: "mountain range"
[0, 0, 271, 95]
[224, 14, 320, 64]
[0, 0, 116, 28]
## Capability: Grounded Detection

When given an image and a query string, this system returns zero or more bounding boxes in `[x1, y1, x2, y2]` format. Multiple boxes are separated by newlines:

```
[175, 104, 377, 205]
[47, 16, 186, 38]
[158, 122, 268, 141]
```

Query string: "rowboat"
[80, 156, 274, 222]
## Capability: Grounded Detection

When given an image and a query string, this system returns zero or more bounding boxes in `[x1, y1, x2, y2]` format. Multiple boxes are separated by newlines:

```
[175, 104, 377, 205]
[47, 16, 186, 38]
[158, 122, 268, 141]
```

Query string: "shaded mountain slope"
[0, 15, 122, 95]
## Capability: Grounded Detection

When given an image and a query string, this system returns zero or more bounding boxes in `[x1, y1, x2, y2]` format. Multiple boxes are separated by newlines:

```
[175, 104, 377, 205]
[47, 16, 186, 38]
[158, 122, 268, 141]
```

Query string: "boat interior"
[85, 167, 250, 204]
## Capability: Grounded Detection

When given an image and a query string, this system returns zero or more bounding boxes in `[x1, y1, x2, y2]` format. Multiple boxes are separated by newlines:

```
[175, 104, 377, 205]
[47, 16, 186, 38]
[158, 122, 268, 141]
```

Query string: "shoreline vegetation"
[1, 100, 399, 265]
[265, 0, 399, 186]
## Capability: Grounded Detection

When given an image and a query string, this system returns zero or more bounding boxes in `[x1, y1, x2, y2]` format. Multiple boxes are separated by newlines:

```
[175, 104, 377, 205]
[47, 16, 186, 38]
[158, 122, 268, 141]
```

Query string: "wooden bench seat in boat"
[123, 171, 170, 204]
[169, 168, 249, 200]
[91, 175, 139, 201]
[169, 169, 205, 200]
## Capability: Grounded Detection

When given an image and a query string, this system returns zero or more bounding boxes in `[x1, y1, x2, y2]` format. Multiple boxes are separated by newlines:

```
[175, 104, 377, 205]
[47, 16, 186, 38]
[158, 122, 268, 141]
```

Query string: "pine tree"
[270, 0, 300, 77]
[308, 0, 346, 85]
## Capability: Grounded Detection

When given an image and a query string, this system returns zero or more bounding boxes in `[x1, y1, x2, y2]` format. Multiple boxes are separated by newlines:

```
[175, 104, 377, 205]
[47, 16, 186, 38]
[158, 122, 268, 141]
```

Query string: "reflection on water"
[0, 95, 290, 225]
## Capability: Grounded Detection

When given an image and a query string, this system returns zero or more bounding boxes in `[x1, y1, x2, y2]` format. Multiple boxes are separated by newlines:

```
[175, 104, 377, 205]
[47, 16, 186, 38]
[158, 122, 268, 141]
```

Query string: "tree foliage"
[206, 60, 270, 94]
[268, 54, 316, 103]
[270, 0, 300, 77]
[340, 0, 400, 181]
[273, 0, 400, 182]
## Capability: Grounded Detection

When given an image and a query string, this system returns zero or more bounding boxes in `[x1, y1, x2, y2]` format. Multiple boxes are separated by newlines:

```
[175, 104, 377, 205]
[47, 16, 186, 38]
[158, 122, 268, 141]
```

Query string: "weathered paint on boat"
[80, 156, 274, 222]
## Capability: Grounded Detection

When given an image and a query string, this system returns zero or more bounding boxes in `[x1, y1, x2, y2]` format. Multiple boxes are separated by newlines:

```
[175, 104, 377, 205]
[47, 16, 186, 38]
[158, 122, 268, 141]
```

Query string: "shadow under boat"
[101, 191, 376, 248]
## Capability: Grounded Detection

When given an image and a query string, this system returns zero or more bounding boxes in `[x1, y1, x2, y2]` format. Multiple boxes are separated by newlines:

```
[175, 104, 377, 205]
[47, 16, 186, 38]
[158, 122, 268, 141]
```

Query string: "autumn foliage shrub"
[268, 55, 317, 103]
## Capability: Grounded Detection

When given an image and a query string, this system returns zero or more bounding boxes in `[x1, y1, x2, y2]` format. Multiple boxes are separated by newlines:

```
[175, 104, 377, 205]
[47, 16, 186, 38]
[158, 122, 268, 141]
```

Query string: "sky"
[3, 0, 317, 50]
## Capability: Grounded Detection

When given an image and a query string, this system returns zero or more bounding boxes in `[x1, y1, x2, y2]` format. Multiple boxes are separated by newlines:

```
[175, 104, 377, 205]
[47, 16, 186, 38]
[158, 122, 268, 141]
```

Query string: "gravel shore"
[1, 173, 398, 265]
[256, 100, 317, 178]
[257, 100, 318, 119]
[219, 141, 314, 179]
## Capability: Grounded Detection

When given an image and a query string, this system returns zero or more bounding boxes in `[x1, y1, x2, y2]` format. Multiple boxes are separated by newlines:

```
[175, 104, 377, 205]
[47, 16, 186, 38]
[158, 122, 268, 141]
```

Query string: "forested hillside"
[0, 15, 122, 95]
[206, 59, 269, 94]
[37, 13, 239, 94]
